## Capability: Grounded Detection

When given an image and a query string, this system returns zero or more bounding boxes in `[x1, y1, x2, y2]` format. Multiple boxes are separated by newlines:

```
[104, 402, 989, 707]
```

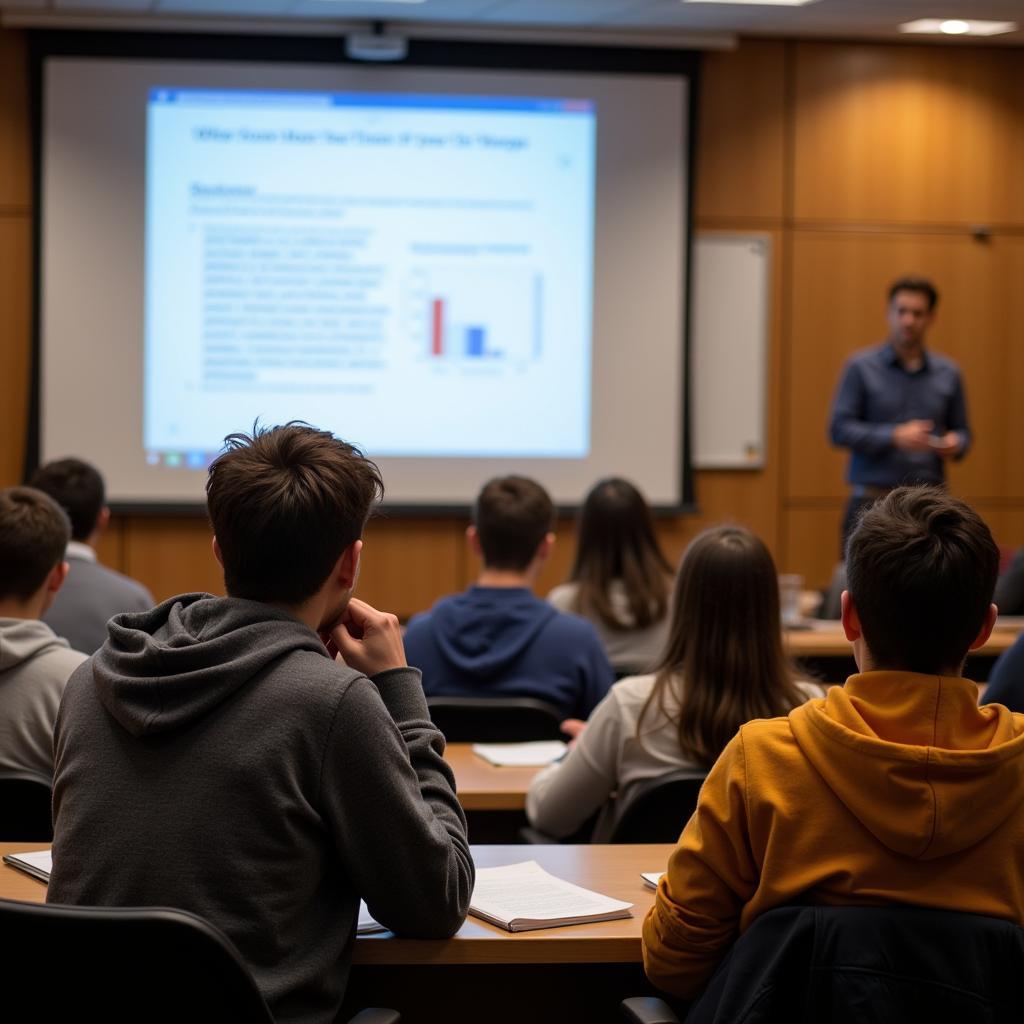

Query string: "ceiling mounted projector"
[345, 27, 409, 62]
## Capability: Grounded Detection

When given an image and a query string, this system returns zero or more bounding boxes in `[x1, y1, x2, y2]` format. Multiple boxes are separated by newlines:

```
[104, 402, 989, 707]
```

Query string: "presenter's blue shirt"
[828, 342, 970, 488]
[404, 586, 614, 720]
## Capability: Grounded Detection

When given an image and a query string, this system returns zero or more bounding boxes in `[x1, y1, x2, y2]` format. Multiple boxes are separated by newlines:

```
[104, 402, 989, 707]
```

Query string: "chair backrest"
[686, 904, 1024, 1024]
[0, 898, 274, 1022]
[602, 770, 705, 844]
[427, 696, 565, 742]
[0, 770, 53, 841]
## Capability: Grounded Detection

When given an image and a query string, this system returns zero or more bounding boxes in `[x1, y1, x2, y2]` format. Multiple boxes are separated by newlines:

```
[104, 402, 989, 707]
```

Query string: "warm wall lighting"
[900, 19, 1018, 36]
[682, 0, 820, 6]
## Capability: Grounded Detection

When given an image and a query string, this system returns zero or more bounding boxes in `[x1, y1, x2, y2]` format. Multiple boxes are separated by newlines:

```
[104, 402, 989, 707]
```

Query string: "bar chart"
[410, 265, 541, 368]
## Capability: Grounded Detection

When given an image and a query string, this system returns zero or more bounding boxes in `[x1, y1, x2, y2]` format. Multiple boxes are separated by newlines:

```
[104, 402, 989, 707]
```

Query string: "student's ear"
[97, 506, 111, 535]
[466, 525, 482, 559]
[48, 560, 69, 595]
[840, 590, 862, 643]
[337, 539, 362, 593]
[38, 560, 69, 615]
[968, 603, 999, 652]
[212, 536, 225, 568]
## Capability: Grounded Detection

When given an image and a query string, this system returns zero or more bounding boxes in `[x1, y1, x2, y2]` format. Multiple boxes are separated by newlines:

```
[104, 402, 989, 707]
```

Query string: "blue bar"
[149, 88, 594, 114]
[466, 327, 486, 358]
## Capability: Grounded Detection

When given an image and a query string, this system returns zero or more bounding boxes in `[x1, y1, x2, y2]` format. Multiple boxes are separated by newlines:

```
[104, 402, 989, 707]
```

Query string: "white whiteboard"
[691, 234, 771, 469]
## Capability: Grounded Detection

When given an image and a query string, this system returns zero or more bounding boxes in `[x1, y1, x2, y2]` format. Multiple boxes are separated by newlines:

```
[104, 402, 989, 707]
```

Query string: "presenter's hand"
[330, 597, 408, 677]
[932, 431, 963, 459]
[892, 419, 935, 453]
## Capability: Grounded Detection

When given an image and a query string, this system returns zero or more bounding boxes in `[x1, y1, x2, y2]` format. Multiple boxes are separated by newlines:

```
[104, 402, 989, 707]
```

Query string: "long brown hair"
[638, 525, 804, 770]
[569, 478, 673, 631]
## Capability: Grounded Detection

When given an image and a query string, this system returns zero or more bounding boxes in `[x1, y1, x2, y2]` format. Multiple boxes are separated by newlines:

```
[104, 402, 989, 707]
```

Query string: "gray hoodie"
[48, 594, 473, 1023]
[0, 618, 86, 777]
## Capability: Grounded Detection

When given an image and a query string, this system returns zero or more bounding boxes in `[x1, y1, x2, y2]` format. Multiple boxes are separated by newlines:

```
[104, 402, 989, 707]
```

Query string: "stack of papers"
[469, 860, 633, 932]
[641, 872, 664, 891]
[357, 901, 387, 935]
[471, 741, 567, 767]
[2, 849, 51, 882]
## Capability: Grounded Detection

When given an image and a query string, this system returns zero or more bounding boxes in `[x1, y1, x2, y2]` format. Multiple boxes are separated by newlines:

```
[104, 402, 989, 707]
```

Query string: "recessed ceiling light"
[900, 19, 1018, 36]
[682, 0, 820, 6]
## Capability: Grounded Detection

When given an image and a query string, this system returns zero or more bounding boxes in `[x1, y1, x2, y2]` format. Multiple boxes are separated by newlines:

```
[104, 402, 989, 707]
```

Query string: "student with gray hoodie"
[0, 486, 87, 777]
[48, 424, 474, 1024]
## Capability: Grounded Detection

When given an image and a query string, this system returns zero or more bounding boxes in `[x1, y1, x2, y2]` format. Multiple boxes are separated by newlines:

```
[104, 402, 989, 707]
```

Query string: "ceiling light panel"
[900, 18, 1018, 36]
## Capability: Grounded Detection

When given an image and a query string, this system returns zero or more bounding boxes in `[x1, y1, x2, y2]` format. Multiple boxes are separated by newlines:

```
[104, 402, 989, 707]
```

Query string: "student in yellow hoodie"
[642, 485, 1024, 1001]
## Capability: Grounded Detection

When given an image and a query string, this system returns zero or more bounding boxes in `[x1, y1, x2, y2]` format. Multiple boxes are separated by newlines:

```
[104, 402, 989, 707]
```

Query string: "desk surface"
[0, 842, 671, 965]
[444, 744, 542, 812]
[785, 620, 1021, 659]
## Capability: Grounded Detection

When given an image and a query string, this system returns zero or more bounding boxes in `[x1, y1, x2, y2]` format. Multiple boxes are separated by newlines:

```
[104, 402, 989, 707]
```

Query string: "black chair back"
[427, 696, 565, 742]
[0, 898, 274, 1022]
[0, 770, 53, 841]
[602, 770, 705, 844]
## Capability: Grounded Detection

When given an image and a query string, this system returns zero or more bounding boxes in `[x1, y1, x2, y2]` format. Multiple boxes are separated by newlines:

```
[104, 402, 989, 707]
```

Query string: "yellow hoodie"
[642, 672, 1024, 1000]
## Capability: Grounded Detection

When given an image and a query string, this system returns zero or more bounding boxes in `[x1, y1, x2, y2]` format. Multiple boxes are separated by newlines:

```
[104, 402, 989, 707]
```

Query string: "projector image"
[345, 33, 409, 62]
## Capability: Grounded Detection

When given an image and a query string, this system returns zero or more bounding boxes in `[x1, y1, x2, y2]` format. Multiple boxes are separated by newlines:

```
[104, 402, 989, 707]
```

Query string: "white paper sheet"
[471, 742, 568, 767]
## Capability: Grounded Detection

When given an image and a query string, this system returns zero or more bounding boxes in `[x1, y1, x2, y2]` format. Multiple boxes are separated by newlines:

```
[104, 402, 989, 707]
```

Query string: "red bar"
[431, 298, 444, 357]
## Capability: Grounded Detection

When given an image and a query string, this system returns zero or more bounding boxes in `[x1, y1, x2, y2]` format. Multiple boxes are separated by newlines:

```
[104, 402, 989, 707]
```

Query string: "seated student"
[994, 547, 1024, 616]
[643, 487, 1022, 1002]
[527, 525, 821, 841]
[547, 477, 674, 676]
[404, 475, 614, 723]
[980, 632, 1024, 712]
[48, 424, 473, 1023]
[29, 458, 153, 653]
[0, 487, 87, 777]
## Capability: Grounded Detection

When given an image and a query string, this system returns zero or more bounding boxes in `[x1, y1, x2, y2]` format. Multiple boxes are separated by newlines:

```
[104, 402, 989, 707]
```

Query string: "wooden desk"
[785, 621, 1020, 659]
[444, 743, 541, 812]
[0, 842, 671, 965]
[1, 842, 672, 1022]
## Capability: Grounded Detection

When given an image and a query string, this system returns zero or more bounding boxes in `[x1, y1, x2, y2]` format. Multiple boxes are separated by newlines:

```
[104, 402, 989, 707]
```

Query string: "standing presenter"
[829, 276, 970, 548]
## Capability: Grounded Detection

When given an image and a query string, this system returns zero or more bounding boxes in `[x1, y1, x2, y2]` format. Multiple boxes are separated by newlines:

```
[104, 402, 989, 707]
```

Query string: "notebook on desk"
[469, 860, 633, 932]
[2, 849, 51, 883]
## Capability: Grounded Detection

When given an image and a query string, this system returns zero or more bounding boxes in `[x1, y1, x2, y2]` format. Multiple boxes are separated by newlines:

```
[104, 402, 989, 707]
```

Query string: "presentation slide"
[41, 59, 688, 507]
[144, 89, 595, 464]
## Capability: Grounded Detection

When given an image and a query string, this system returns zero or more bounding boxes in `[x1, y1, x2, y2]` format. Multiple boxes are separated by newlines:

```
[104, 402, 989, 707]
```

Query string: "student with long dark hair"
[548, 478, 674, 675]
[527, 525, 821, 839]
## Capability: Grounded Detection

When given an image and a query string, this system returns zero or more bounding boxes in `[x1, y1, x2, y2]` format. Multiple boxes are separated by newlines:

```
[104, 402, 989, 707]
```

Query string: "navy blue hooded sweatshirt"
[404, 586, 614, 720]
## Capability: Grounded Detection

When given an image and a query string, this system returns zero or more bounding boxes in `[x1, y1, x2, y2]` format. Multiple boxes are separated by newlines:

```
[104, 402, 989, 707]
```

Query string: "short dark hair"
[846, 487, 998, 673]
[0, 486, 71, 601]
[28, 458, 105, 541]
[888, 275, 939, 311]
[473, 476, 554, 572]
[206, 423, 383, 605]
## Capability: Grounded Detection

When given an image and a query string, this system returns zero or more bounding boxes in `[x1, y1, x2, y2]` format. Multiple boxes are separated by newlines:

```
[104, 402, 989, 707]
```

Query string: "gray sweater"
[49, 594, 473, 1023]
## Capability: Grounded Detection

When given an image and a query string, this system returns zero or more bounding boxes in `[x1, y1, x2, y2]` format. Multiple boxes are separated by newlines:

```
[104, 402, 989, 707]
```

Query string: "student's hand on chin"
[330, 597, 408, 678]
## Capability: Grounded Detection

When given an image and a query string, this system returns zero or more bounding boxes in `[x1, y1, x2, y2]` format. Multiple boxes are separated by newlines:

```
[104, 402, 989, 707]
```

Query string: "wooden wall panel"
[0, 30, 30, 209]
[357, 517, 465, 620]
[0, 216, 31, 487]
[694, 40, 786, 224]
[786, 231, 1024, 502]
[122, 518, 223, 602]
[792, 43, 1024, 226]
[781, 504, 844, 590]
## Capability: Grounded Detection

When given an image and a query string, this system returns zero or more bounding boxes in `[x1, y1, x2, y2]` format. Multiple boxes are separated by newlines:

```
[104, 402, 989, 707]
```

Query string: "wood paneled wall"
[2, 33, 1023, 613]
